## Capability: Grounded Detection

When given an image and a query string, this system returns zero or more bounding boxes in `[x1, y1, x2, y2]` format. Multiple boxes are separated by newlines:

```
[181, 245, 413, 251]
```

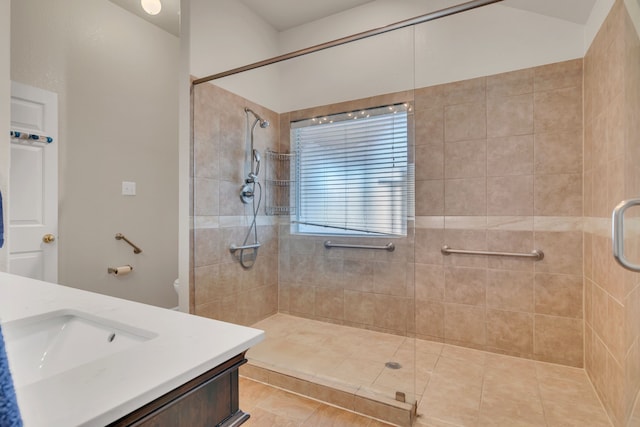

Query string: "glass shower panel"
[410, 2, 591, 423]
[192, 23, 417, 424]
[278, 27, 417, 413]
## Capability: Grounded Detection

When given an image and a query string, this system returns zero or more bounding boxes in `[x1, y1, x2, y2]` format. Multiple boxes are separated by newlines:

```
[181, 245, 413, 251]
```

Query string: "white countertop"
[0, 272, 264, 427]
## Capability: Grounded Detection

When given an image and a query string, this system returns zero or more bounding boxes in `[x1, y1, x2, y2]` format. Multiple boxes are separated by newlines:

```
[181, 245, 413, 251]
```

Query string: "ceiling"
[243, 0, 599, 31]
[109, 0, 180, 36]
[110, 0, 599, 38]
[502, 0, 597, 25]
[238, 0, 376, 31]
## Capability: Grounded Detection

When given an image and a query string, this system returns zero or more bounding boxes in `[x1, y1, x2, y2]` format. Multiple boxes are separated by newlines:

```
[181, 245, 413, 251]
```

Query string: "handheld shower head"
[245, 107, 270, 128]
[253, 149, 261, 177]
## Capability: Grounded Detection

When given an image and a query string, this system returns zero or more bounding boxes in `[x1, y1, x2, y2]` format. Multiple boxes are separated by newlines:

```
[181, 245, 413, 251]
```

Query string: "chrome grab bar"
[612, 198, 640, 272]
[324, 241, 395, 252]
[441, 245, 544, 260]
[229, 242, 261, 253]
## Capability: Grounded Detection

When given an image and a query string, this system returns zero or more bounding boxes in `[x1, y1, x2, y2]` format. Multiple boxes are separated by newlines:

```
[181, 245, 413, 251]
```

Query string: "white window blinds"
[291, 104, 409, 236]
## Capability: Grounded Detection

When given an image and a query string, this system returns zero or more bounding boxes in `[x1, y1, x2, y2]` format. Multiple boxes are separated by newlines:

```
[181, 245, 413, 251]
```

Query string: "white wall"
[0, 0, 9, 272]
[276, 1, 585, 112]
[190, 0, 280, 77]
[11, 0, 180, 307]
[585, 0, 616, 51]
[413, 4, 584, 88]
[190, 0, 588, 113]
[625, 0, 640, 38]
[189, 0, 282, 111]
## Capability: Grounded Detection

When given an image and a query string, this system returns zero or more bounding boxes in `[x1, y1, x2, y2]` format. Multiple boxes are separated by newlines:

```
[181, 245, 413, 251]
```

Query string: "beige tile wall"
[274, 59, 585, 367]
[412, 59, 584, 367]
[276, 94, 417, 336]
[584, 1, 640, 426]
[192, 13, 639, 420]
[192, 82, 279, 326]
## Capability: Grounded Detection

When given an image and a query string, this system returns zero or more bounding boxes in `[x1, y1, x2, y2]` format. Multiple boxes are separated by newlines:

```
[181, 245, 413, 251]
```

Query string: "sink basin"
[3, 310, 157, 387]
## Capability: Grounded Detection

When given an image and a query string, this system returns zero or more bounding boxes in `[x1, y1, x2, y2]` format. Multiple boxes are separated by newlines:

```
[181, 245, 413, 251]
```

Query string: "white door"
[9, 82, 58, 282]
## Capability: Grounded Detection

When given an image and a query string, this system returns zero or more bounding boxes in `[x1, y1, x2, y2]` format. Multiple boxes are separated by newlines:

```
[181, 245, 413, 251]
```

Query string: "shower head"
[245, 107, 269, 128]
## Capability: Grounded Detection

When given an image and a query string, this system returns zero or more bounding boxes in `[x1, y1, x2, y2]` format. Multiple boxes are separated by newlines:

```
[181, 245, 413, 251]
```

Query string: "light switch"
[122, 181, 136, 196]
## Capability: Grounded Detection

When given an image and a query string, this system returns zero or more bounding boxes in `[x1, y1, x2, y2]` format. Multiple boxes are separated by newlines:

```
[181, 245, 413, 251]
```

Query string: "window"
[291, 103, 411, 236]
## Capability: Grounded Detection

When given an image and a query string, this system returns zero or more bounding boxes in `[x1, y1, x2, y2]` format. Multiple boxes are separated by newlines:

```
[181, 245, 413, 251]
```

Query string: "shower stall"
[190, 0, 640, 425]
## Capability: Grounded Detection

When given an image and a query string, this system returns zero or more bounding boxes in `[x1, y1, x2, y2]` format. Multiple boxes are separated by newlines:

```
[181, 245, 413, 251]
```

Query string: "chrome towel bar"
[115, 233, 142, 254]
[324, 241, 395, 252]
[441, 245, 543, 260]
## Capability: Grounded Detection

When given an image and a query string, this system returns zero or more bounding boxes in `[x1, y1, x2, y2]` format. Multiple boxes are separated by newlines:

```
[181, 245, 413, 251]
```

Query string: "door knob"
[42, 234, 56, 244]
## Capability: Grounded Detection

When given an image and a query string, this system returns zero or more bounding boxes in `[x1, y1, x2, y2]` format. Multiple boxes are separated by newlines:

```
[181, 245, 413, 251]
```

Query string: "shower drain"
[385, 361, 402, 370]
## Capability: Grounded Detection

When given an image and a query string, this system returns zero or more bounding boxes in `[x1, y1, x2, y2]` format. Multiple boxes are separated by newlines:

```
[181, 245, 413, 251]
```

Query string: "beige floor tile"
[346, 336, 406, 363]
[485, 352, 537, 377]
[303, 405, 374, 427]
[414, 416, 466, 427]
[239, 377, 279, 412]
[255, 387, 322, 421]
[241, 378, 395, 426]
[542, 399, 613, 427]
[415, 339, 445, 355]
[244, 407, 301, 426]
[479, 389, 546, 426]
[440, 344, 487, 365]
[535, 360, 590, 384]
[290, 352, 347, 377]
[537, 375, 601, 406]
[367, 420, 397, 427]
[420, 375, 482, 426]
[329, 357, 386, 385]
[369, 365, 429, 398]
[537, 374, 612, 426]
[246, 314, 611, 426]
[477, 412, 545, 427]
[433, 356, 484, 386]
[392, 345, 440, 374]
[482, 372, 539, 398]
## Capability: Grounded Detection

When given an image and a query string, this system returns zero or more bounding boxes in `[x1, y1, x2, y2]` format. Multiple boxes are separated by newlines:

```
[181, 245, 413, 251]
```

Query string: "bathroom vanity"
[0, 272, 264, 427]
[108, 352, 248, 426]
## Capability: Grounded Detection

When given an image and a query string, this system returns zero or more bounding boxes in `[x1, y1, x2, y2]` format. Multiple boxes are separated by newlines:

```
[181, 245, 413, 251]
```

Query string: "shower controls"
[240, 183, 254, 204]
[231, 107, 268, 269]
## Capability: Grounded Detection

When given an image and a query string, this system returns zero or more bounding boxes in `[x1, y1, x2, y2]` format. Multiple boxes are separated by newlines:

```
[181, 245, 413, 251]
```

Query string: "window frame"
[290, 103, 413, 238]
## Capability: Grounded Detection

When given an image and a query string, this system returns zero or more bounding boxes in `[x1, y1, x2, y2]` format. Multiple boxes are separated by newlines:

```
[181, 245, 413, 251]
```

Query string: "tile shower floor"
[244, 313, 612, 426]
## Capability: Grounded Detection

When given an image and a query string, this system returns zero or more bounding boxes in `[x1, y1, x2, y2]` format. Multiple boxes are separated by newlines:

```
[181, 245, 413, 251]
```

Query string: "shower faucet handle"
[240, 183, 254, 204]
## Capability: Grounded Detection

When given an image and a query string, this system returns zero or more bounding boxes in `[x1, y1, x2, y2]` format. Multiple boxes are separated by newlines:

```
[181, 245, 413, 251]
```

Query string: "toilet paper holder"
[108, 265, 134, 275]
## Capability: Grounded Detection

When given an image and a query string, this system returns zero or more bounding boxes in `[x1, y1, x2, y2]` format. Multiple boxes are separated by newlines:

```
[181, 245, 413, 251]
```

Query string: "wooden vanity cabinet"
[108, 353, 249, 427]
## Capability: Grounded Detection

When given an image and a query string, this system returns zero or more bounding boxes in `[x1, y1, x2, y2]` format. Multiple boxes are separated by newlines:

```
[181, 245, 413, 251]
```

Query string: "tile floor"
[240, 377, 394, 426]
[245, 313, 613, 426]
